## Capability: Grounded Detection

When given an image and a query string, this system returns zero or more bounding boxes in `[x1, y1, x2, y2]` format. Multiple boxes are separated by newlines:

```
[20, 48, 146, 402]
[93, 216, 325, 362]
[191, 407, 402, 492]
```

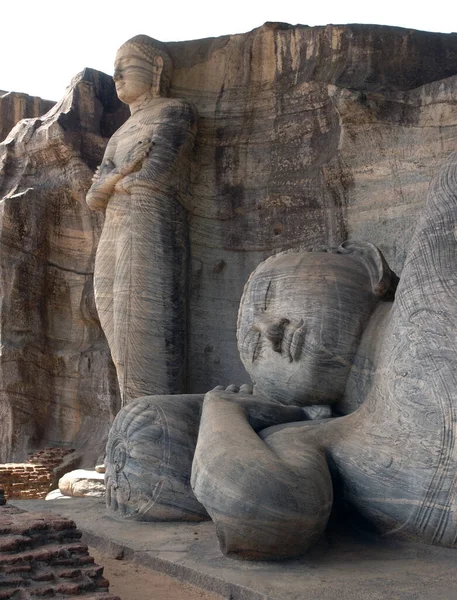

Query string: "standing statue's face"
[113, 50, 155, 105]
[238, 252, 377, 406]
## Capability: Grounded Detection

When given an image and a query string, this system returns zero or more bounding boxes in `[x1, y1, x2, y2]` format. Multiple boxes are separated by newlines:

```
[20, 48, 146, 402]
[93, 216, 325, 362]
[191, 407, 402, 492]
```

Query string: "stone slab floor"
[90, 547, 221, 600]
[11, 498, 457, 600]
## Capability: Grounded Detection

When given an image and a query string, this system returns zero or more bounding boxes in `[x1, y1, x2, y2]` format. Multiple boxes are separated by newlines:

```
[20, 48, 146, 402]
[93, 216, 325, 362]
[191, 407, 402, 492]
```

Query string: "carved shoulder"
[158, 98, 198, 131]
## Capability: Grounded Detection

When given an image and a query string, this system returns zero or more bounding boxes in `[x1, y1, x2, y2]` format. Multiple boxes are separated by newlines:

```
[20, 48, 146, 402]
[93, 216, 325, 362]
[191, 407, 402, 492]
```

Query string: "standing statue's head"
[114, 34, 173, 104]
[237, 241, 398, 406]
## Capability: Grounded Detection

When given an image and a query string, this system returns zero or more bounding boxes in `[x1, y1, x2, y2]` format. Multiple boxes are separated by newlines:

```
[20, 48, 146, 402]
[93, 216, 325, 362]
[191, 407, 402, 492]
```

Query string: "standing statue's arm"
[191, 387, 333, 560]
[86, 134, 153, 211]
[116, 101, 198, 201]
[86, 136, 120, 211]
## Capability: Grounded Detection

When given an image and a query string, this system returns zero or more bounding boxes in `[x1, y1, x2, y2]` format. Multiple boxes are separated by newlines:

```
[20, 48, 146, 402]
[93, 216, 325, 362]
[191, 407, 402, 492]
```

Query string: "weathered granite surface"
[87, 36, 198, 404]
[0, 70, 127, 463]
[167, 23, 457, 392]
[2, 23, 457, 460]
[0, 90, 54, 142]
[189, 141, 457, 558]
[105, 394, 208, 521]
[86, 23, 457, 394]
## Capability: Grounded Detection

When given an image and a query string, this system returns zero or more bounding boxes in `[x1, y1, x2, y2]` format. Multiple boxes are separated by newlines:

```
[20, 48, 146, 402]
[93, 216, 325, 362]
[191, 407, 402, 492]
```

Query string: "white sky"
[2, 0, 457, 101]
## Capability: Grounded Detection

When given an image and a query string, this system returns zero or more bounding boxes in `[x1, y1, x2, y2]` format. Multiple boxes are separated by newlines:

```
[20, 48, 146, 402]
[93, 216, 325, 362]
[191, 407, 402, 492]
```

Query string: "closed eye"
[252, 331, 262, 362]
[264, 280, 271, 311]
[242, 327, 262, 363]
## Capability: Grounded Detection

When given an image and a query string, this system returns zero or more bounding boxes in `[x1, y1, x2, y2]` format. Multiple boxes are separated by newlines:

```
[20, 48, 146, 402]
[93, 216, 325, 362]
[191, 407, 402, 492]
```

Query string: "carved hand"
[91, 159, 115, 183]
[205, 385, 310, 432]
[119, 138, 153, 177]
[211, 384, 253, 394]
[192, 384, 333, 560]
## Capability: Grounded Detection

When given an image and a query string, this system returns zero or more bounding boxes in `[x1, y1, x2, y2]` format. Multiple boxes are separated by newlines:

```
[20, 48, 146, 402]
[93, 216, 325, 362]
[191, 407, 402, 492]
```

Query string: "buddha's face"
[113, 49, 155, 105]
[238, 252, 377, 406]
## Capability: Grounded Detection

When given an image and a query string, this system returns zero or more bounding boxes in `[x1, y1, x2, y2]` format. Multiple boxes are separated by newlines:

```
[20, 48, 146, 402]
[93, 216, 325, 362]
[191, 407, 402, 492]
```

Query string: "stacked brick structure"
[0, 448, 76, 500]
[0, 506, 119, 599]
[0, 464, 52, 500]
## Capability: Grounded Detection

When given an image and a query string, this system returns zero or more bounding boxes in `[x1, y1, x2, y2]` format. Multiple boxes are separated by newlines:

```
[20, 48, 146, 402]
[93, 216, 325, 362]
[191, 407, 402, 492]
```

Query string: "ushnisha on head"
[237, 241, 398, 406]
[113, 35, 173, 104]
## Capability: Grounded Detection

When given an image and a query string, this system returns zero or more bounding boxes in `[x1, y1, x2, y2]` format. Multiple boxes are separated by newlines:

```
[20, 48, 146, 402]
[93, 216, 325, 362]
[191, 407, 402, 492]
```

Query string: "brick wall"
[0, 506, 119, 599]
[0, 448, 76, 500]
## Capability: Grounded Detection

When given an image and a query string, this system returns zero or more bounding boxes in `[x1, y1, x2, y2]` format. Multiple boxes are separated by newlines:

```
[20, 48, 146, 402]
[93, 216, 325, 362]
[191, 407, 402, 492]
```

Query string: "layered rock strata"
[165, 24, 457, 391]
[0, 70, 126, 462]
[0, 90, 54, 143]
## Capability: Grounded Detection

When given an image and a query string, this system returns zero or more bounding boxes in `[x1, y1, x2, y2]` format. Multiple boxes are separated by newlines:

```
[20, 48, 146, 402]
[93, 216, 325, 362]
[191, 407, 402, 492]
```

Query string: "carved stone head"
[114, 35, 173, 103]
[237, 242, 398, 406]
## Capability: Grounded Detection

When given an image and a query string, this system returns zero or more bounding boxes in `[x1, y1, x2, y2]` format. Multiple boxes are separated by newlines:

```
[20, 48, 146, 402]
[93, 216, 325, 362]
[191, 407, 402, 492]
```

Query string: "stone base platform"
[10, 498, 457, 600]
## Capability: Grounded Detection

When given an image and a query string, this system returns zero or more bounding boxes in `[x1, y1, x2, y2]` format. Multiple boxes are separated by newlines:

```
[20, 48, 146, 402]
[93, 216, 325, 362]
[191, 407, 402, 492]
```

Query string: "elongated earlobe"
[152, 55, 164, 96]
[337, 240, 399, 299]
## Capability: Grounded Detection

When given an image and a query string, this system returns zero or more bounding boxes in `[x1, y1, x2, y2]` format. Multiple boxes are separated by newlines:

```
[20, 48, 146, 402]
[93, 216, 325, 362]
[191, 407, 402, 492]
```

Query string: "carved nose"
[255, 317, 289, 353]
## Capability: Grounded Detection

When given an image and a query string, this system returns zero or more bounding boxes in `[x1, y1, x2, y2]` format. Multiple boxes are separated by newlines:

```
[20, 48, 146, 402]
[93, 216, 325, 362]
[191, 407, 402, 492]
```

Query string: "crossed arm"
[86, 135, 153, 211]
[86, 101, 197, 212]
[190, 387, 333, 560]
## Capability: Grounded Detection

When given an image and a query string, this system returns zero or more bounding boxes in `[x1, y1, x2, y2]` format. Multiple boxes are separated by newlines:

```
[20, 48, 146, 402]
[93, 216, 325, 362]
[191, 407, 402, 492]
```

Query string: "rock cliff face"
[0, 91, 55, 143]
[0, 70, 127, 462]
[1, 23, 457, 459]
[166, 23, 457, 391]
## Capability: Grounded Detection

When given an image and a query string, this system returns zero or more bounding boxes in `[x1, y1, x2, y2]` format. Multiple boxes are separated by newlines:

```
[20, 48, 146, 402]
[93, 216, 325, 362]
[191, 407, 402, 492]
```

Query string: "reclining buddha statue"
[99, 37, 457, 562]
[105, 143, 457, 560]
[104, 237, 398, 552]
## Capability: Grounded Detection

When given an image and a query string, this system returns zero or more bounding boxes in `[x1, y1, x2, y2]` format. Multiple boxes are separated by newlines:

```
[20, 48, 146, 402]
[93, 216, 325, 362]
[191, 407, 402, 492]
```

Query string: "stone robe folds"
[87, 98, 197, 404]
